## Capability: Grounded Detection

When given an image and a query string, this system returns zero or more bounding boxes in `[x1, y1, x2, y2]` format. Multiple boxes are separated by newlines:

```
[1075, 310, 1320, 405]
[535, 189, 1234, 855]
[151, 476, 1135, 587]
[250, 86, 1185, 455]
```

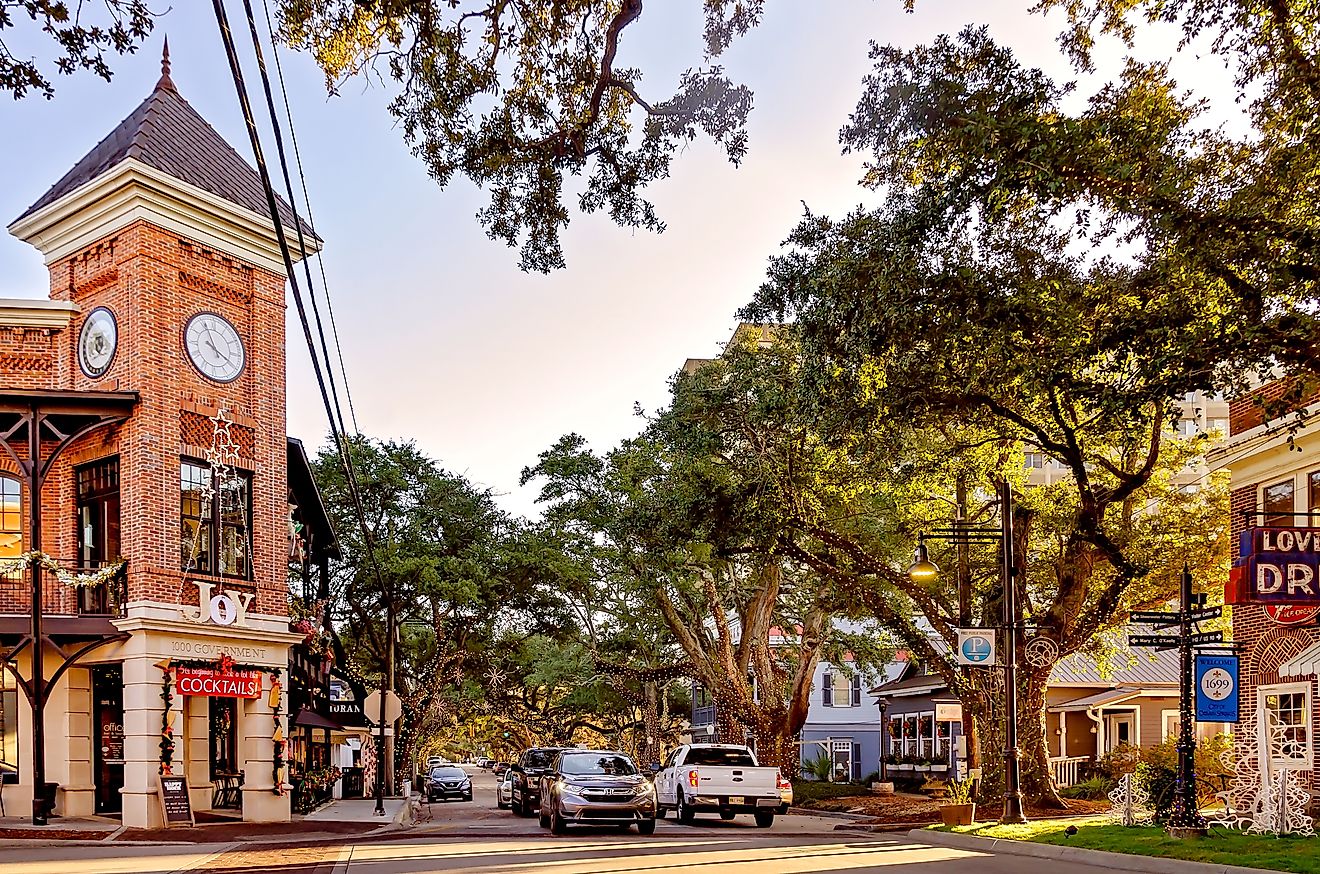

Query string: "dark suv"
[509, 747, 567, 816]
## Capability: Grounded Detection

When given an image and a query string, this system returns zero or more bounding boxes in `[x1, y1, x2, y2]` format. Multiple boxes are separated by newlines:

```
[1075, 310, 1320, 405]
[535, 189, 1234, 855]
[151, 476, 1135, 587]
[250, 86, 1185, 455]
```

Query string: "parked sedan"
[538, 749, 656, 835]
[426, 766, 473, 802]
[497, 773, 513, 810]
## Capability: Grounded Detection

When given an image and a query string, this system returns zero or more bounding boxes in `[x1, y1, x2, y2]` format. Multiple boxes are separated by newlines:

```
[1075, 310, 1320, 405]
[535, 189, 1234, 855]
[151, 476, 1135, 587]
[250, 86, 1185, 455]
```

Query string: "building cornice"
[0, 298, 79, 329]
[8, 158, 320, 275]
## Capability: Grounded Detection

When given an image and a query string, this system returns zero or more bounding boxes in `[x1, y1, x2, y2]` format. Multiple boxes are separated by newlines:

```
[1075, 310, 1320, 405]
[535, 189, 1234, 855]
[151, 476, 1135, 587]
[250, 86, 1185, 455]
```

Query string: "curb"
[788, 807, 875, 821]
[913, 829, 1283, 874]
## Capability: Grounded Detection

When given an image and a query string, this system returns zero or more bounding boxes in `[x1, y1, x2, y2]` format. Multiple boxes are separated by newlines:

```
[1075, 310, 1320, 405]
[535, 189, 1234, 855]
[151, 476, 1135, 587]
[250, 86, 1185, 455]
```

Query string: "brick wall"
[1229, 378, 1320, 434]
[0, 219, 290, 621]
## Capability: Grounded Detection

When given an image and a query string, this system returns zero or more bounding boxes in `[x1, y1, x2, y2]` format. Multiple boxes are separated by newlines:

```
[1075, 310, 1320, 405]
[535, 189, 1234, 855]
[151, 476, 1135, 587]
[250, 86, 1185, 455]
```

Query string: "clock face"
[184, 313, 245, 383]
[78, 307, 118, 378]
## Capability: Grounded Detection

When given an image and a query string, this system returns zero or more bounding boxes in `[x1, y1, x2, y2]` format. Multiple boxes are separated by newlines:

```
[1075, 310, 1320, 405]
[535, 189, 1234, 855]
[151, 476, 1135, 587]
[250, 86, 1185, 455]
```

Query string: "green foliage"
[0, 1, 154, 99]
[277, 0, 760, 272]
[943, 778, 974, 805]
[791, 780, 869, 802]
[803, 751, 834, 782]
[1060, 776, 1114, 801]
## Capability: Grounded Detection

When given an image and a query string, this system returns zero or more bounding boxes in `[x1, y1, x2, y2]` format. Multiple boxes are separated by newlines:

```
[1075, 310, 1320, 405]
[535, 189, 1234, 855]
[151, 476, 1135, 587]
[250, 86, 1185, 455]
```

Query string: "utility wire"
[210, 0, 389, 609]
[256, 0, 360, 434]
[238, 0, 352, 443]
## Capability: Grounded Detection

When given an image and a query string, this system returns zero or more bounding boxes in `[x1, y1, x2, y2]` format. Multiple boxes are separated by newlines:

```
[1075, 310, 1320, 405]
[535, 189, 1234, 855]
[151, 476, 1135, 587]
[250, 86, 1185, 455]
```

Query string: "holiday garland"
[0, 551, 126, 587]
[157, 656, 288, 796]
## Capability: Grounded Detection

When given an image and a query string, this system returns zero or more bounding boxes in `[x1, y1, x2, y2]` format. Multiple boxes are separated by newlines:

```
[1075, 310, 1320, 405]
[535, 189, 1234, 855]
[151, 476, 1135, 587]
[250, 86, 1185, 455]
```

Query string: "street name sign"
[1189, 606, 1222, 623]
[1131, 611, 1179, 627]
[1190, 631, 1224, 646]
[1130, 634, 1180, 648]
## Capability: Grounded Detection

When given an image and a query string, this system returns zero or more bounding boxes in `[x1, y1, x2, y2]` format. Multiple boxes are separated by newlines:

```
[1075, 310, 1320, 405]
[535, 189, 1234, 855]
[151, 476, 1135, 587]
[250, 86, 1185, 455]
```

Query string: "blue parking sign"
[1195, 654, 1239, 723]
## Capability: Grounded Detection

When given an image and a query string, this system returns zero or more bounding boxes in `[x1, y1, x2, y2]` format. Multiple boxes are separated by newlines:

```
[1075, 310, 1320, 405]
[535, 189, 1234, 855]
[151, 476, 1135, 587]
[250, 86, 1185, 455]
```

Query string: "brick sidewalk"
[194, 843, 343, 874]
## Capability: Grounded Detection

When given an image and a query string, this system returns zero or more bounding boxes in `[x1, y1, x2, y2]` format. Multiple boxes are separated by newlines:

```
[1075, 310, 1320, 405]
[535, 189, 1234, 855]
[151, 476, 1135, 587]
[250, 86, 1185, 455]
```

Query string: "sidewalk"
[0, 795, 413, 845]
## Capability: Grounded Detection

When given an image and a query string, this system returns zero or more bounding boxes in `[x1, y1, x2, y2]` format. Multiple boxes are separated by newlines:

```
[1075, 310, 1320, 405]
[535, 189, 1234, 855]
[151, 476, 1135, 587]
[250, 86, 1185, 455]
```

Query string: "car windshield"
[523, 750, 558, 768]
[431, 767, 466, 779]
[558, 753, 638, 776]
[684, 747, 756, 767]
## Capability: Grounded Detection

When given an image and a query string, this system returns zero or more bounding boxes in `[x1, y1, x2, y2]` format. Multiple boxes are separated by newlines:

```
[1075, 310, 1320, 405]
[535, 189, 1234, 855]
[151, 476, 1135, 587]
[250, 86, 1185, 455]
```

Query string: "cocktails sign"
[1233, 527, 1320, 605]
[175, 666, 261, 698]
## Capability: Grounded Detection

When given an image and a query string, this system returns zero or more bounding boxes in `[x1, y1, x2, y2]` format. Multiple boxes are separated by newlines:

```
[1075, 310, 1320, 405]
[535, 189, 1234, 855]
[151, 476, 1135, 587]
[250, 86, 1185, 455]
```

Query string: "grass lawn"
[934, 816, 1319, 874]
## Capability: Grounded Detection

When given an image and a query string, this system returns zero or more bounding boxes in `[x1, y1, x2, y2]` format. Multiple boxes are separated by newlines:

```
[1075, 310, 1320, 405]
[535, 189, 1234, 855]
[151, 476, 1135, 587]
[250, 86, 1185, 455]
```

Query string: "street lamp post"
[907, 481, 1027, 825]
[373, 595, 395, 817]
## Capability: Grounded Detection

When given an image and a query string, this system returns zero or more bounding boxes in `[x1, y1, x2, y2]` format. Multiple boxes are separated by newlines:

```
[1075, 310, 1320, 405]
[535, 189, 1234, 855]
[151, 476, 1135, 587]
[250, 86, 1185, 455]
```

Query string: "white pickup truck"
[655, 743, 786, 827]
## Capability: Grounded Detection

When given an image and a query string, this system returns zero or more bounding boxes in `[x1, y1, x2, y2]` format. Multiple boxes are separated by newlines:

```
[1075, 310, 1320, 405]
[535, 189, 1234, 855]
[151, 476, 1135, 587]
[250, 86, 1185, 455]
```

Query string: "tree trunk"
[1019, 668, 1066, 808]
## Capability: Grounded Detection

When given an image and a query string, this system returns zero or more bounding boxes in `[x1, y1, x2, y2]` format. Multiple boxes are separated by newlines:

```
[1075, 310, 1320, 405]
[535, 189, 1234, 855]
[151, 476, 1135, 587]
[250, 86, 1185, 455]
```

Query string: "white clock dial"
[184, 313, 245, 383]
[78, 307, 118, 378]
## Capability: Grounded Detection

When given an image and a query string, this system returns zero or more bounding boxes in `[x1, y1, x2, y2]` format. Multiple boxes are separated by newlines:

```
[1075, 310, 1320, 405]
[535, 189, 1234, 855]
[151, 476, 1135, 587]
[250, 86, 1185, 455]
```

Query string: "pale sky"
[0, 2, 1232, 518]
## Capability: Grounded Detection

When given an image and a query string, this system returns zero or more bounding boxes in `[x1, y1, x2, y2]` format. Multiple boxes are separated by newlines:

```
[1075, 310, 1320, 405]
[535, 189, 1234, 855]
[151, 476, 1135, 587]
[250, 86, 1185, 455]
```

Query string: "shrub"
[1060, 775, 1114, 800]
[803, 751, 833, 782]
[861, 771, 879, 786]
[791, 780, 870, 802]
[942, 778, 974, 805]
[1134, 735, 1235, 823]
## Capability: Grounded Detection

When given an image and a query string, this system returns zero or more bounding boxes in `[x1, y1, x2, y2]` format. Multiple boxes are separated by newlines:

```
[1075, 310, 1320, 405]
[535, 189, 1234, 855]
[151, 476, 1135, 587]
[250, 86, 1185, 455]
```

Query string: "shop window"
[1309, 471, 1320, 520]
[77, 457, 120, 568]
[0, 668, 16, 776]
[1263, 477, 1296, 527]
[210, 696, 239, 780]
[1260, 684, 1310, 765]
[903, 714, 918, 756]
[0, 477, 21, 577]
[181, 460, 252, 579]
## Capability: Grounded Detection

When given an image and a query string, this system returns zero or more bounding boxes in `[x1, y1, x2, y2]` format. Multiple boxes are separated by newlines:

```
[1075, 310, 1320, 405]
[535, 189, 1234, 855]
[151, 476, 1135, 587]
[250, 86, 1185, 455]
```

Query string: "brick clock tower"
[5, 48, 317, 826]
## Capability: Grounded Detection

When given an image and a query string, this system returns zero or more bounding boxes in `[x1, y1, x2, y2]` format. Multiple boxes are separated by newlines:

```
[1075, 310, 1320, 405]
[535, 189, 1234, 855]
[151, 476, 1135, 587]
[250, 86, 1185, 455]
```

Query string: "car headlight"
[562, 782, 588, 796]
[634, 782, 654, 796]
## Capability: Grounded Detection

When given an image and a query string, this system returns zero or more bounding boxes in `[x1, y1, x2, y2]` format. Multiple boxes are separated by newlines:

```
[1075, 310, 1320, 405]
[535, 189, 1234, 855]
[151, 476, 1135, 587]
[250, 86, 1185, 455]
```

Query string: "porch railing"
[0, 559, 128, 617]
[1049, 755, 1090, 789]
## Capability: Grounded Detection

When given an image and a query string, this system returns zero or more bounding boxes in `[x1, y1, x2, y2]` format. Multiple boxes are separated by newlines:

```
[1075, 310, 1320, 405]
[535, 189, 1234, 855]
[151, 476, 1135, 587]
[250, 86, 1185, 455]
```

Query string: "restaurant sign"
[176, 666, 262, 698]
[1232, 527, 1320, 604]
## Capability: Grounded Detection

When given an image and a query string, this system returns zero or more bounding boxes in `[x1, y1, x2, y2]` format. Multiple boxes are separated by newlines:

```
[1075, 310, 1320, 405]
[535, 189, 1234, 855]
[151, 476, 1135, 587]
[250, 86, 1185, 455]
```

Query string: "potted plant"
[938, 778, 976, 827]
[915, 756, 932, 773]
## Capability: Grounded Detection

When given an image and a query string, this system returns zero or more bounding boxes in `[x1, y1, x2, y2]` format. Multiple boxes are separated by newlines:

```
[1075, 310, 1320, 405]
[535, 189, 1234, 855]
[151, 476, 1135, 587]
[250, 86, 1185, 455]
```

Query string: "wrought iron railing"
[0, 559, 128, 617]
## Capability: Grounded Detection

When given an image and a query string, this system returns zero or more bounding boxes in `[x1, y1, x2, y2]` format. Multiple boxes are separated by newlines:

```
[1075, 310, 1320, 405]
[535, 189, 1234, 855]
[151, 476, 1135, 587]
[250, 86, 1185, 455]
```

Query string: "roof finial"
[158, 36, 175, 91]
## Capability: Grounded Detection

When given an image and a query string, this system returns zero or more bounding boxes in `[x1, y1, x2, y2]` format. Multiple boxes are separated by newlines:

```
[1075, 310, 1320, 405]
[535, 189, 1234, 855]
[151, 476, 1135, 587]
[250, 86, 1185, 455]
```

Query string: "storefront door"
[91, 665, 124, 814]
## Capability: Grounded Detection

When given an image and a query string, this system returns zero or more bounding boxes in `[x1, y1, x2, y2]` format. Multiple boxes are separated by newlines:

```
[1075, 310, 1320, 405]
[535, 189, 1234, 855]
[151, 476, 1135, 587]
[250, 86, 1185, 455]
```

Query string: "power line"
[255, 0, 360, 434]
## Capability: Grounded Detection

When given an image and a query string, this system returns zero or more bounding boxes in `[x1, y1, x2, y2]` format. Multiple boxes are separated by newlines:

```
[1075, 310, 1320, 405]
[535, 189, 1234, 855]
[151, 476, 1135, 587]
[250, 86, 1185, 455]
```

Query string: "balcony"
[0, 559, 128, 618]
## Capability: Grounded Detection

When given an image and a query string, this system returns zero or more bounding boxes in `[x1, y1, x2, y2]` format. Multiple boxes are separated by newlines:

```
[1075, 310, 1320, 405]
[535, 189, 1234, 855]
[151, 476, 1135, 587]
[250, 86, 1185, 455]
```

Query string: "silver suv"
[538, 749, 657, 834]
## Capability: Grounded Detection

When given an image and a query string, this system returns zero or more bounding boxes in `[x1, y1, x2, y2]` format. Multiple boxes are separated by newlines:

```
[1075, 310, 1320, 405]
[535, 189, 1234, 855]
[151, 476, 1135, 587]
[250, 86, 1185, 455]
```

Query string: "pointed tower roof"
[15, 43, 316, 244]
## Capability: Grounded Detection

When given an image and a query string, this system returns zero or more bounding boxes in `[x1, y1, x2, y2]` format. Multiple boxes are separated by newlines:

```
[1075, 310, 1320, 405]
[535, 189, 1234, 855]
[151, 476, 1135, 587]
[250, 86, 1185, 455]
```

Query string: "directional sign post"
[1126, 567, 1227, 834]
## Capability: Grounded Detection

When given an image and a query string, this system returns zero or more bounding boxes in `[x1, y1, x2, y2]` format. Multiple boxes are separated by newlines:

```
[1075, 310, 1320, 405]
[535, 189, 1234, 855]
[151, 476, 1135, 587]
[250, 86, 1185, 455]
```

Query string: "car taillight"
[688, 769, 700, 789]
[776, 771, 791, 791]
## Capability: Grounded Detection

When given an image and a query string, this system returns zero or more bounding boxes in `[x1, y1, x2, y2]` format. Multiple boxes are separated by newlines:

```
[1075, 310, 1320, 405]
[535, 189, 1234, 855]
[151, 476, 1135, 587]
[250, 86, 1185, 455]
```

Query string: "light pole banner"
[956, 628, 997, 667]
[1195, 653, 1239, 723]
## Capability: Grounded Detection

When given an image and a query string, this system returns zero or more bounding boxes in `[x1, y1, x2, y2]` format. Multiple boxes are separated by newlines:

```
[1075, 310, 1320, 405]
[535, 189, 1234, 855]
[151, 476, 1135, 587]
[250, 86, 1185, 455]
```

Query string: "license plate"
[728, 796, 744, 805]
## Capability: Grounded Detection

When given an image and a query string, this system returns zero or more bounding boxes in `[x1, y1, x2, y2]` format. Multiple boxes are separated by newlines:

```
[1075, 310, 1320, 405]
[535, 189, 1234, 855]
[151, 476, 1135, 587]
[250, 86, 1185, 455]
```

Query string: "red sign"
[1265, 605, 1320, 626]
[176, 667, 261, 698]
[1233, 527, 1320, 604]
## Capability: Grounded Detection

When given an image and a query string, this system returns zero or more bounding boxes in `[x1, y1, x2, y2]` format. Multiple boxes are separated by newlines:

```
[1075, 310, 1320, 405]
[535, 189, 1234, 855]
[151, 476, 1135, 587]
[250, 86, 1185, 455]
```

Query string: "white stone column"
[241, 666, 290, 822]
[120, 653, 164, 829]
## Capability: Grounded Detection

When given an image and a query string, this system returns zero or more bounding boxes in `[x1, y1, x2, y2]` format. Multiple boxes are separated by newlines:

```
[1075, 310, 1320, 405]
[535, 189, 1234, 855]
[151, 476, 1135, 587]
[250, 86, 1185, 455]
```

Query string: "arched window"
[0, 476, 21, 560]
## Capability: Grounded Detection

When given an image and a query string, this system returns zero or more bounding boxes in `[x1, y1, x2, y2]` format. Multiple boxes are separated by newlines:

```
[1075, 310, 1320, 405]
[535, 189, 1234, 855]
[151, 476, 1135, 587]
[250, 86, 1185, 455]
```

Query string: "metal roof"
[1048, 644, 1180, 687]
[1048, 688, 1143, 712]
[16, 65, 316, 242]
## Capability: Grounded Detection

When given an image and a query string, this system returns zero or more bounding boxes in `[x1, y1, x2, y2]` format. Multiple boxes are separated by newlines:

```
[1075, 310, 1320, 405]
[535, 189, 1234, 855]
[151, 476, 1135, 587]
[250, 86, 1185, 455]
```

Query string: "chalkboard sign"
[158, 775, 194, 827]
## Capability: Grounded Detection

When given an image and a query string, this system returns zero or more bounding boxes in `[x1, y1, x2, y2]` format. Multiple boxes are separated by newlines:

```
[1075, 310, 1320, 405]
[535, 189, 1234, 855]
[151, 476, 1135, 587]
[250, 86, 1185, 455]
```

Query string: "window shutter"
[851, 675, 862, 707]
[822, 674, 833, 706]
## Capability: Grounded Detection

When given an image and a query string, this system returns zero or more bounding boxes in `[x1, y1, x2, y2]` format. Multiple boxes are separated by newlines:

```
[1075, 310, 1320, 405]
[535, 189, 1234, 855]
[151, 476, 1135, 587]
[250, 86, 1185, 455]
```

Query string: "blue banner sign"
[1195, 654, 1239, 723]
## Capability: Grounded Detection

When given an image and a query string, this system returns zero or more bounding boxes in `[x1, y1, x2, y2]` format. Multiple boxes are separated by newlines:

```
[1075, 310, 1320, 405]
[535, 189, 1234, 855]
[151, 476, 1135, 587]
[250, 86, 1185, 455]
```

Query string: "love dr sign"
[1237, 527, 1320, 604]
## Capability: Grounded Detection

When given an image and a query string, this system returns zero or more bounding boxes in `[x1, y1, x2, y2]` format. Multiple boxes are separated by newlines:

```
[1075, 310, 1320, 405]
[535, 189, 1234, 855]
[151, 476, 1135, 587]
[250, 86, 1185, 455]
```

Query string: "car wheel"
[539, 807, 550, 828]
[637, 818, 656, 835]
[720, 811, 736, 821]
[517, 796, 531, 818]
[497, 799, 508, 810]
[656, 807, 666, 819]
[464, 793, 472, 802]
[676, 790, 694, 825]
[754, 810, 775, 828]
[550, 807, 568, 835]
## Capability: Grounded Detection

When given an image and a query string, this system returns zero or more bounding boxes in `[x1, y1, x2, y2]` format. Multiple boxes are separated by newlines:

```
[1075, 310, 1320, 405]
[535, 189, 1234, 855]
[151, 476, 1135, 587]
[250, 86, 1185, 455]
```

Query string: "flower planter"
[895, 763, 913, 771]
[915, 765, 931, 773]
[929, 764, 948, 773]
[939, 803, 976, 827]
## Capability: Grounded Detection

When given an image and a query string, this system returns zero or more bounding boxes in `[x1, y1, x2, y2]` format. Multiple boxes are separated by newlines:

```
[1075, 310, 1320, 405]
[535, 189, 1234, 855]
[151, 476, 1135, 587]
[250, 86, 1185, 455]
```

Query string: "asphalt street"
[0, 767, 1122, 874]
